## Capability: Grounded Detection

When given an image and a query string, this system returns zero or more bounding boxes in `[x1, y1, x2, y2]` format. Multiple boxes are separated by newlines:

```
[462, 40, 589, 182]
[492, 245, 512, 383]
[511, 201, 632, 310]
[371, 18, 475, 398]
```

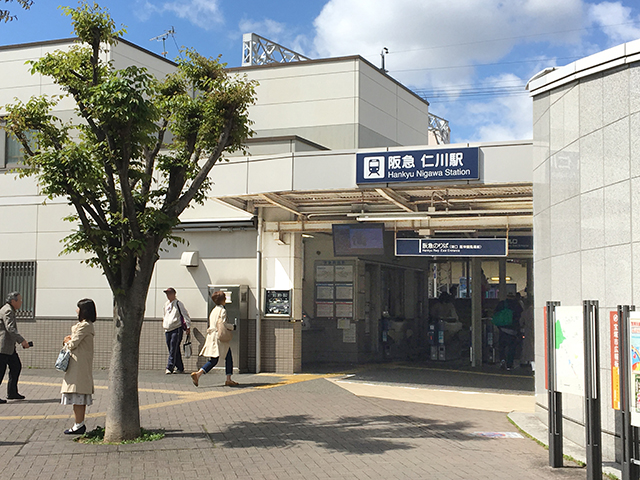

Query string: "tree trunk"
[104, 278, 149, 442]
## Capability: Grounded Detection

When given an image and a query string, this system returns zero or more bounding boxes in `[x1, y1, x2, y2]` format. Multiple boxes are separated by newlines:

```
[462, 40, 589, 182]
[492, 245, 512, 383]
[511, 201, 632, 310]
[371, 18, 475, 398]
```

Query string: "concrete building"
[528, 38, 640, 459]
[0, 36, 533, 375]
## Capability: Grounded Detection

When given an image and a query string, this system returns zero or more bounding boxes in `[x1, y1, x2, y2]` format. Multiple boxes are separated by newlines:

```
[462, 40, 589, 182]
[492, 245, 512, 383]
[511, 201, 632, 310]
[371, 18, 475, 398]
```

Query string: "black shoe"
[64, 424, 86, 435]
[7, 393, 25, 400]
[0, 398, 6, 404]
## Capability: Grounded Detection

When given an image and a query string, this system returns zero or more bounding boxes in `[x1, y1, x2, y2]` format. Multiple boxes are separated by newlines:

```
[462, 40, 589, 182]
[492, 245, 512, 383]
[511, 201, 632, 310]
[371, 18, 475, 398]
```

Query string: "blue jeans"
[202, 349, 233, 375]
[165, 327, 184, 372]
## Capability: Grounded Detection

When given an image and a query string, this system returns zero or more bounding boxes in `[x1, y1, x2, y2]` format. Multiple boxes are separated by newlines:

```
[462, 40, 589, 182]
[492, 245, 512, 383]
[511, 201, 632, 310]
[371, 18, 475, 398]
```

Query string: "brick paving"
[0, 368, 587, 480]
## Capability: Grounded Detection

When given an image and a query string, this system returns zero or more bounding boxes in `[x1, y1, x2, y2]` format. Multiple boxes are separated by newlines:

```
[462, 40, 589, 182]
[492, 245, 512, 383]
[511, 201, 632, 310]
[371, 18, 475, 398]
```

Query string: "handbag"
[183, 333, 192, 359]
[55, 347, 71, 372]
[176, 302, 188, 331]
[218, 319, 233, 343]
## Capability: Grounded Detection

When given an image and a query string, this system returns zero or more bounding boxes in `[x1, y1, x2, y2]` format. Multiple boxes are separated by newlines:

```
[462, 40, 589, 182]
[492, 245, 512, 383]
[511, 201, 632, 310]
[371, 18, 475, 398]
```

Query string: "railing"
[242, 33, 310, 66]
[428, 113, 451, 144]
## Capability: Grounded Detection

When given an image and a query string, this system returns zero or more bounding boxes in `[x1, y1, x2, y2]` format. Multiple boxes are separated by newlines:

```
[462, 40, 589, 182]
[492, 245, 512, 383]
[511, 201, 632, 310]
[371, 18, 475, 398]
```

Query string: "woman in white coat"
[190, 291, 237, 387]
[61, 298, 96, 435]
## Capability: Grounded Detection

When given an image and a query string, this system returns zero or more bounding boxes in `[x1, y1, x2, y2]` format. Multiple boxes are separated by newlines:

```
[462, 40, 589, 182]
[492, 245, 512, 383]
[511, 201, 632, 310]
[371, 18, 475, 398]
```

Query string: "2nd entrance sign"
[396, 238, 507, 257]
[356, 147, 479, 184]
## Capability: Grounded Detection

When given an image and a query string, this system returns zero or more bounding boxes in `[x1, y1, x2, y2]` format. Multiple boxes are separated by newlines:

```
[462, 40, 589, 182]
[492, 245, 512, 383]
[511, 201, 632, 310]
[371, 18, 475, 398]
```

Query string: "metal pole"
[620, 305, 639, 480]
[547, 301, 563, 467]
[470, 258, 482, 367]
[584, 300, 602, 480]
[255, 209, 263, 373]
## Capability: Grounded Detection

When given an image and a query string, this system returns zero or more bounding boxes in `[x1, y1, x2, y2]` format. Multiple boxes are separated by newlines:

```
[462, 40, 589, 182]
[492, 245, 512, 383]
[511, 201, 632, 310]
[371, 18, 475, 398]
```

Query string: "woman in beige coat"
[61, 298, 96, 435]
[190, 291, 237, 387]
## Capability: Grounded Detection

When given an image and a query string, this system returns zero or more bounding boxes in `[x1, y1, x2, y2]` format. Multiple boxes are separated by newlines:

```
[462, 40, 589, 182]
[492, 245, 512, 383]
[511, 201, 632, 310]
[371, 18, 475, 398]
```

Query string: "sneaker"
[165, 369, 172, 375]
[64, 424, 86, 435]
[0, 398, 6, 404]
[7, 393, 25, 400]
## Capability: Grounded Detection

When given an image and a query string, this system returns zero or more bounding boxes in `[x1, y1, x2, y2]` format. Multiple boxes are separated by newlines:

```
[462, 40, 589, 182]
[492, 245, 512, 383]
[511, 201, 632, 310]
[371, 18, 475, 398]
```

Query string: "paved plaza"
[0, 365, 591, 479]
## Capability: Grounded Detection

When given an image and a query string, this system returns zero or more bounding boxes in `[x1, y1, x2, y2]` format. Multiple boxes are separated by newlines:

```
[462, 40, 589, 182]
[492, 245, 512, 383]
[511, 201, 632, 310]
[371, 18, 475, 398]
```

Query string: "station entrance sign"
[356, 147, 479, 184]
[395, 238, 507, 257]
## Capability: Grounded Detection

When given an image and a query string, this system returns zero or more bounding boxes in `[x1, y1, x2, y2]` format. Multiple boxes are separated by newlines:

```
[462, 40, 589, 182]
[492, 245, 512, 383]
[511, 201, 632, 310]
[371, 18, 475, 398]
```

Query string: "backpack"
[492, 305, 513, 327]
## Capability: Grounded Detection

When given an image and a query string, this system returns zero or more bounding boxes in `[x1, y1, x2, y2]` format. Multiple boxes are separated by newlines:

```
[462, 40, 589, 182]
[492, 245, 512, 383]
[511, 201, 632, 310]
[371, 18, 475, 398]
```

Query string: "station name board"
[356, 147, 479, 184]
[396, 238, 508, 257]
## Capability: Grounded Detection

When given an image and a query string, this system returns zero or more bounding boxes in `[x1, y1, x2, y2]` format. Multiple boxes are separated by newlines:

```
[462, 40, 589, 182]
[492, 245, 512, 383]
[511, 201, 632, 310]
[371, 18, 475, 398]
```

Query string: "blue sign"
[356, 147, 479, 184]
[396, 238, 507, 257]
[508, 235, 533, 250]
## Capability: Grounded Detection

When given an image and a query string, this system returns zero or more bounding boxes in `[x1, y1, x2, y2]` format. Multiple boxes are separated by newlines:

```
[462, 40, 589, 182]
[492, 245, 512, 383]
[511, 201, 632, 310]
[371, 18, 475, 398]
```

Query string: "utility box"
[208, 285, 250, 372]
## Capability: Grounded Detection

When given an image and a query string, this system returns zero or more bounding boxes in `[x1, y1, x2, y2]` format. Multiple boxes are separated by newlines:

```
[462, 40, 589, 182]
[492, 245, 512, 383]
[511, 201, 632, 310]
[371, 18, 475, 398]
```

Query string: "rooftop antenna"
[150, 27, 176, 58]
[381, 47, 389, 73]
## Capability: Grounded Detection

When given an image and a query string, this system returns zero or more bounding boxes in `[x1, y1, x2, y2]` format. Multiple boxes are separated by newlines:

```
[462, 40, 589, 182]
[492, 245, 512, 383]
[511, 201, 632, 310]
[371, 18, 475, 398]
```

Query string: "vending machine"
[208, 285, 250, 372]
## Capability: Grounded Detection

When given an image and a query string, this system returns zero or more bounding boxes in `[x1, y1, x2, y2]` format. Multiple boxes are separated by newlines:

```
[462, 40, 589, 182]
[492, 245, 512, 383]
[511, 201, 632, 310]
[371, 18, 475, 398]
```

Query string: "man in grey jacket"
[0, 292, 31, 402]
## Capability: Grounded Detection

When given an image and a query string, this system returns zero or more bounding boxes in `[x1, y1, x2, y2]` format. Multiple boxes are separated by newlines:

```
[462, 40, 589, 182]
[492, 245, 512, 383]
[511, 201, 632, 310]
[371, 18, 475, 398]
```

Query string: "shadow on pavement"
[205, 413, 492, 454]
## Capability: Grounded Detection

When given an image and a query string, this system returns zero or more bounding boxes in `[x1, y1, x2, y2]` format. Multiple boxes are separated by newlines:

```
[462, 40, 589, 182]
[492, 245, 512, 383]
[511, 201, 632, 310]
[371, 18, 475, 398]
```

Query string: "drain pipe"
[255, 207, 263, 373]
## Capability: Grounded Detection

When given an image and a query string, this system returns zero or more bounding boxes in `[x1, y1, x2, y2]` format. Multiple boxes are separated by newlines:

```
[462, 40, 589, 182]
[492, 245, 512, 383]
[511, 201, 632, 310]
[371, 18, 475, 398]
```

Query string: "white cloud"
[588, 1, 640, 44]
[312, 0, 586, 89]
[136, 0, 223, 30]
[310, 0, 594, 142]
[238, 18, 285, 39]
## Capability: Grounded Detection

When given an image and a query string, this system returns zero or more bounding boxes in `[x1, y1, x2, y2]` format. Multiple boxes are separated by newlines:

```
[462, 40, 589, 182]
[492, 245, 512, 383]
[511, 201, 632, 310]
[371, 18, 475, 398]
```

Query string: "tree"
[3, 2, 256, 442]
[1, 0, 33, 22]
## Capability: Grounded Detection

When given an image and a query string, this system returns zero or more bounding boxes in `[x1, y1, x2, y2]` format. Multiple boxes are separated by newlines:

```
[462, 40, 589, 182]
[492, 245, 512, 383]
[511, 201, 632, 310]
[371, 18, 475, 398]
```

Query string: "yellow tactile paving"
[0, 373, 336, 421]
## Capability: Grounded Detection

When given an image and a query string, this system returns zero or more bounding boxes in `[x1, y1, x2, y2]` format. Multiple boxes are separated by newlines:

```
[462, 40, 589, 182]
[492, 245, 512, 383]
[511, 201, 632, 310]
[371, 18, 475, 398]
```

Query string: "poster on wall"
[316, 284, 334, 300]
[335, 284, 353, 300]
[629, 313, 640, 426]
[554, 306, 585, 396]
[316, 302, 334, 318]
[335, 302, 353, 318]
[334, 265, 354, 282]
[316, 265, 335, 282]
[343, 322, 356, 343]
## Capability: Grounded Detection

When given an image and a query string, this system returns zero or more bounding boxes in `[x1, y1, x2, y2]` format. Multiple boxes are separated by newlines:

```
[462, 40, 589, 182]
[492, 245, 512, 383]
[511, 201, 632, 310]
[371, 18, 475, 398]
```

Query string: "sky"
[1, 0, 640, 144]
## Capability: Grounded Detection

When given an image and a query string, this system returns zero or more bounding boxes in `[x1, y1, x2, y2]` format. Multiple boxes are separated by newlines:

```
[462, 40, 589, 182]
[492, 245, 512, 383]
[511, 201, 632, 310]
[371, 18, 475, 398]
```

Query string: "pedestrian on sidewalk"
[162, 287, 191, 374]
[0, 291, 31, 403]
[191, 290, 238, 387]
[493, 292, 523, 370]
[61, 298, 96, 435]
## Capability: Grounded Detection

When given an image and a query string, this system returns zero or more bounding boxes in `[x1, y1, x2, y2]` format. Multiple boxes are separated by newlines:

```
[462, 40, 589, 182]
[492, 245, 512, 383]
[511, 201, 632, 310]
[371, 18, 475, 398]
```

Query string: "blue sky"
[1, 0, 640, 143]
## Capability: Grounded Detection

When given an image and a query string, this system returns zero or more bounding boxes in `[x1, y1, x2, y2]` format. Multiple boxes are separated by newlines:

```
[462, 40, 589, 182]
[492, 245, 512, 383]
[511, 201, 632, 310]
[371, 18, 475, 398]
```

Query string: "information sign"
[554, 306, 585, 396]
[356, 147, 479, 184]
[396, 238, 507, 257]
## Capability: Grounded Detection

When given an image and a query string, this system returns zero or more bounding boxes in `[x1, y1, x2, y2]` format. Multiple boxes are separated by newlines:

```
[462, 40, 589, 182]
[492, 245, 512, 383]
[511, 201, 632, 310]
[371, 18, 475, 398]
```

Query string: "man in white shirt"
[162, 287, 191, 374]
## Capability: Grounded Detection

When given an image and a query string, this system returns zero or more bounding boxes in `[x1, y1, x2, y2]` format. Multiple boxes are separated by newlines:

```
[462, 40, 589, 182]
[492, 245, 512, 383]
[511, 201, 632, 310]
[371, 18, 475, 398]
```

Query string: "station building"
[528, 38, 640, 459]
[0, 36, 533, 375]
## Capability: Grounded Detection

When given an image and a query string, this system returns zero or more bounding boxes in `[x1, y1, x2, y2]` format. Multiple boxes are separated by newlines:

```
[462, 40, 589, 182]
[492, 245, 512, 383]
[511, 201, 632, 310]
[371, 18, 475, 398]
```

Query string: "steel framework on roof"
[242, 33, 310, 66]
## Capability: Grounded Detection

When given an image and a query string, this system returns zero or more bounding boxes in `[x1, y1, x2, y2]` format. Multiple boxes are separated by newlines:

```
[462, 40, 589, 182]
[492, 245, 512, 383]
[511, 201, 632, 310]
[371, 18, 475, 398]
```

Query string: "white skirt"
[61, 393, 93, 406]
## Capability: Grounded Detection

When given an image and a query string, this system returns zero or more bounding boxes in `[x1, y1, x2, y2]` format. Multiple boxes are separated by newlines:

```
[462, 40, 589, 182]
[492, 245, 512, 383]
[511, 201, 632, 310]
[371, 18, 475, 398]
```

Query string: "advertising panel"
[629, 313, 640, 426]
[611, 311, 620, 410]
[554, 306, 585, 396]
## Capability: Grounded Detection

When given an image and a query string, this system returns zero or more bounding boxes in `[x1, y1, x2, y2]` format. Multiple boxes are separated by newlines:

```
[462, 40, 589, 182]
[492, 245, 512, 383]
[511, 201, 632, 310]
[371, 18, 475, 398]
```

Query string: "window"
[0, 121, 33, 169]
[1, 261, 37, 319]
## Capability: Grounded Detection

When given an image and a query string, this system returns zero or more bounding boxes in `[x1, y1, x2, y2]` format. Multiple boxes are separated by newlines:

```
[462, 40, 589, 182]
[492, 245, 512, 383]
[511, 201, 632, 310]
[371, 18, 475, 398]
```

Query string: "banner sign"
[508, 235, 533, 251]
[629, 313, 640, 427]
[611, 311, 620, 410]
[356, 147, 479, 184]
[396, 238, 507, 257]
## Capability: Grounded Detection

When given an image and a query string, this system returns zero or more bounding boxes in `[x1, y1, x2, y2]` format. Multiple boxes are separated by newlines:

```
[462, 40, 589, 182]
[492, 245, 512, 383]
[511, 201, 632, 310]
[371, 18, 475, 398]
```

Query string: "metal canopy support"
[470, 258, 482, 367]
[374, 188, 417, 212]
[242, 33, 310, 66]
[260, 193, 302, 217]
[428, 113, 451, 145]
[547, 301, 563, 468]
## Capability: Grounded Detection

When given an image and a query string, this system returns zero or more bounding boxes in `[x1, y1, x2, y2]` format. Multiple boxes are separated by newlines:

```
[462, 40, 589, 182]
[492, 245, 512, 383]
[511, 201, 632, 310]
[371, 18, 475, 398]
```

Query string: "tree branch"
[171, 119, 234, 217]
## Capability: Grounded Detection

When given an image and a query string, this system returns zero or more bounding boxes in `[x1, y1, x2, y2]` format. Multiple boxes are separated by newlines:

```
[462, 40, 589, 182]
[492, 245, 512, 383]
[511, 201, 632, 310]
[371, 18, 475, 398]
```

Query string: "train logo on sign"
[363, 156, 385, 179]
